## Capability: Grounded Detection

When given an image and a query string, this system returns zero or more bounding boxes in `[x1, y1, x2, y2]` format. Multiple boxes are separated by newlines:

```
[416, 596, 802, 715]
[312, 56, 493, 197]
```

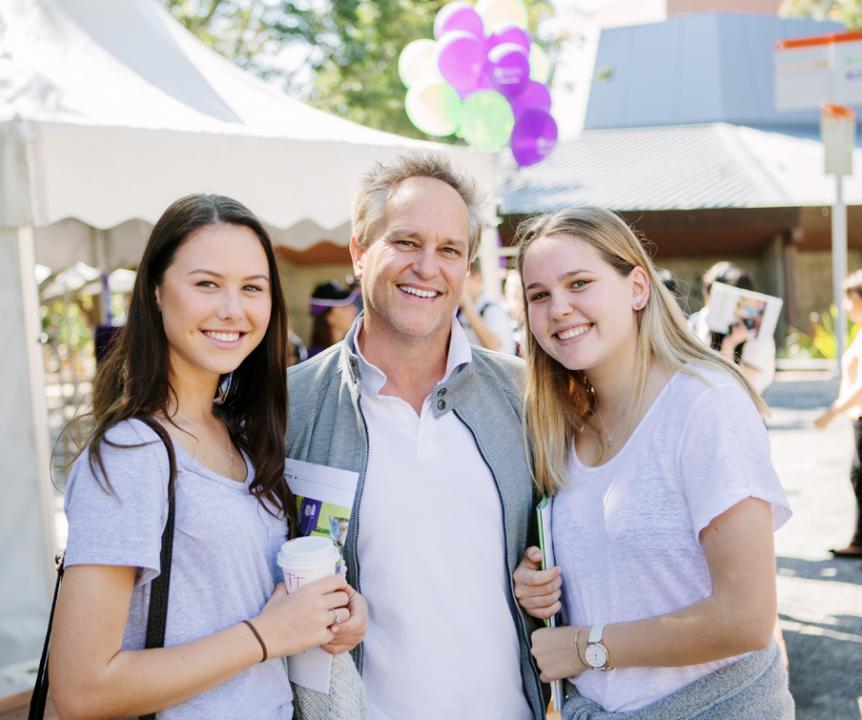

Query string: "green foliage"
[40, 297, 96, 378]
[784, 305, 860, 359]
[162, 0, 555, 139]
[162, 0, 321, 80]
[305, 0, 451, 139]
[780, 0, 862, 29]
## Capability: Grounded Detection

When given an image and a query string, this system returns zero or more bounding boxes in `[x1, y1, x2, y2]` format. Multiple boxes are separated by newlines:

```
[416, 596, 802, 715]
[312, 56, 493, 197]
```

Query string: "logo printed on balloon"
[489, 43, 530, 98]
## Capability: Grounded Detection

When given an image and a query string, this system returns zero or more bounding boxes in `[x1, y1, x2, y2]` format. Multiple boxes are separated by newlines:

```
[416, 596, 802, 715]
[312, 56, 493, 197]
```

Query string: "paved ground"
[763, 374, 862, 720]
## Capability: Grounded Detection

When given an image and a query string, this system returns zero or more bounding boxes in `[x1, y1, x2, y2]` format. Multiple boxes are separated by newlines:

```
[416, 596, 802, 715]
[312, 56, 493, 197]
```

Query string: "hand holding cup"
[253, 576, 351, 657]
[252, 536, 355, 657]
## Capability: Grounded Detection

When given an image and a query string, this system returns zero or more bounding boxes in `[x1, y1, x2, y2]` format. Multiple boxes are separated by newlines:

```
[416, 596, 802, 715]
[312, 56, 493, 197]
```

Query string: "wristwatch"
[584, 624, 614, 671]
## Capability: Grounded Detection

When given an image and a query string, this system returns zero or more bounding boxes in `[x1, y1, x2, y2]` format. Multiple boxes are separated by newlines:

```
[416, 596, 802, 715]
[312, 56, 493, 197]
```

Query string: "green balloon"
[459, 90, 514, 152]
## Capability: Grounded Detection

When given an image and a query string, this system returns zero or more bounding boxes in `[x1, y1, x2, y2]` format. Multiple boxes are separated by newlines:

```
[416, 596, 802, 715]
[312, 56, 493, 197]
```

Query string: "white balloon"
[405, 82, 462, 136]
[529, 45, 550, 83]
[398, 39, 442, 88]
[475, 0, 528, 32]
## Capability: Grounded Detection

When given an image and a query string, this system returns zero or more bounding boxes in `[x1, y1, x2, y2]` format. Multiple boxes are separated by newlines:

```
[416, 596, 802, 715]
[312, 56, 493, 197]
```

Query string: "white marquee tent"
[0, 0, 495, 670]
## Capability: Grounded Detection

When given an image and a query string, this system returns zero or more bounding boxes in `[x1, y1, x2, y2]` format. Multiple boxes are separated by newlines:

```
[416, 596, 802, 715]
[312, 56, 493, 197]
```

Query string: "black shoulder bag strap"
[29, 433, 177, 720]
[27, 552, 64, 720]
[139, 468, 177, 720]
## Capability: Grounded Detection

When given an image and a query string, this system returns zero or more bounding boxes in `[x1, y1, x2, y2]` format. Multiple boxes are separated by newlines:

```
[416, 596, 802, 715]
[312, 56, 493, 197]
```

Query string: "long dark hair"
[78, 194, 294, 525]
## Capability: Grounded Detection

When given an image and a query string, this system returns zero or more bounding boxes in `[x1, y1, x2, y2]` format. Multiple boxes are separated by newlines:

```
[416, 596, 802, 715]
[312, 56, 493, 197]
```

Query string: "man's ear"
[349, 235, 366, 278]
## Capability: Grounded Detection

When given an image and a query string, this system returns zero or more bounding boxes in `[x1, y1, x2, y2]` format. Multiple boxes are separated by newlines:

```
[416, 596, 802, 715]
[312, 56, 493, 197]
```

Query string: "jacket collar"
[338, 313, 474, 417]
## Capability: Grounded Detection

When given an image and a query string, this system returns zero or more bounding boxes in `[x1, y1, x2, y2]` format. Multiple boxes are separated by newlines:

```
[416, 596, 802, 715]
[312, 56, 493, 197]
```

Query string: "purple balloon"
[437, 31, 486, 93]
[460, 63, 494, 98]
[487, 25, 530, 52]
[435, 2, 484, 40]
[510, 80, 551, 118]
[511, 109, 558, 167]
[489, 43, 530, 99]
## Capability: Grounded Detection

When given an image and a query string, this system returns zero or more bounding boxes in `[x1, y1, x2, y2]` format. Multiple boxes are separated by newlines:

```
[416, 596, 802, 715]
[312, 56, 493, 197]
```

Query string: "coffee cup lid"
[277, 535, 339, 569]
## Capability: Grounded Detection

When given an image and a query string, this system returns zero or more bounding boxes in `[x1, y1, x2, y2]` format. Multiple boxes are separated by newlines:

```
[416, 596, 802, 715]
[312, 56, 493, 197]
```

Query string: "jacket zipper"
[349, 398, 371, 674]
[455, 409, 545, 720]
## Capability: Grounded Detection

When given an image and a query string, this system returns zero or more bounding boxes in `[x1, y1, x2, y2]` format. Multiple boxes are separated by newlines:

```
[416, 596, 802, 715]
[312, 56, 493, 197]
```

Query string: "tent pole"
[0, 225, 55, 672]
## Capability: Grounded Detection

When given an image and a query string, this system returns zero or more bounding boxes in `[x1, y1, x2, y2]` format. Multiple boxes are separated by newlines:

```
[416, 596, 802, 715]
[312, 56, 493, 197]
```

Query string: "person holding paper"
[814, 269, 862, 559]
[286, 153, 544, 720]
[688, 261, 776, 393]
[50, 195, 357, 719]
[511, 208, 793, 718]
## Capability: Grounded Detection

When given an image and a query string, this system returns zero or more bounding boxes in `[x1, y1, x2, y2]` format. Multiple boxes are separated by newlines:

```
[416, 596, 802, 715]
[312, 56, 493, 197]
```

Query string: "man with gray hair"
[287, 153, 544, 719]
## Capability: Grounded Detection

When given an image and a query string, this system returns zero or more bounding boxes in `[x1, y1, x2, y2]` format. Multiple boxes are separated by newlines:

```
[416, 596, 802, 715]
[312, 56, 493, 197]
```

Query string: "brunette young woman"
[512, 208, 793, 718]
[50, 194, 366, 719]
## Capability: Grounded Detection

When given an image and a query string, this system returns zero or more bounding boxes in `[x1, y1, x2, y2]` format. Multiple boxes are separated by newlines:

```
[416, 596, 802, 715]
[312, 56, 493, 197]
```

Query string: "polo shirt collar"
[351, 314, 472, 400]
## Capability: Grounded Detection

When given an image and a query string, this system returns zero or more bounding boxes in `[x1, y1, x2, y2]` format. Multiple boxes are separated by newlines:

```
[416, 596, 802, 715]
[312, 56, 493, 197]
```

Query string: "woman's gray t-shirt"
[64, 418, 293, 719]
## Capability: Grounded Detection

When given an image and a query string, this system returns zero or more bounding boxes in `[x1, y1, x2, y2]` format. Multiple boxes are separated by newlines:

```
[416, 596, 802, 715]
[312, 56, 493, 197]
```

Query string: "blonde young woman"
[512, 208, 793, 718]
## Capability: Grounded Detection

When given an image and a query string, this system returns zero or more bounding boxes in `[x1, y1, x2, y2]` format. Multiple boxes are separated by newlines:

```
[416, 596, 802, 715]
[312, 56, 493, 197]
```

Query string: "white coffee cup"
[277, 536, 343, 594]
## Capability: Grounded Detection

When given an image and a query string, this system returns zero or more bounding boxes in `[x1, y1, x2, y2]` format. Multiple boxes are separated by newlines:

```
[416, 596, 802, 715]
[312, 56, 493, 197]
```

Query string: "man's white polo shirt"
[354, 319, 532, 720]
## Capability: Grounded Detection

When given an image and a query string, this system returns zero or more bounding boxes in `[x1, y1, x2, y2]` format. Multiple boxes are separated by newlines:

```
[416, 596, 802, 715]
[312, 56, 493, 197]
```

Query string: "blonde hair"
[515, 208, 767, 496]
[351, 152, 483, 259]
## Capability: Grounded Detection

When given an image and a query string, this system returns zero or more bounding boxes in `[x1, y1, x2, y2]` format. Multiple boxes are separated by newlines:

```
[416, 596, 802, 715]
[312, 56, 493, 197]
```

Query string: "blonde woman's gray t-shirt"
[64, 419, 292, 720]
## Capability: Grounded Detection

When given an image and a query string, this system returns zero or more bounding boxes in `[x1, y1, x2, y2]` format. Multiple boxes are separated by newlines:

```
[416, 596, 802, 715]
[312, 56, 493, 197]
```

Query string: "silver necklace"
[175, 412, 236, 466]
[593, 403, 631, 448]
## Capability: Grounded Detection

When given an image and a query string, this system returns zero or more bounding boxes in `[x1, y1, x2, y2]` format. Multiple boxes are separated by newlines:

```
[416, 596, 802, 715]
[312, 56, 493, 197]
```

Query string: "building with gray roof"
[500, 11, 861, 333]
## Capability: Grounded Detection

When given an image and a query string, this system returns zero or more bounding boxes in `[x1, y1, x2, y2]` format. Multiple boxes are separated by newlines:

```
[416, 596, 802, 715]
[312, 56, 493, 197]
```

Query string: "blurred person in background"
[307, 280, 360, 357]
[458, 258, 516, 354]
[814, 269, 862, 559]
[504, 268, 526, 357]
[657, 267, 686, 312]
[688, 261, 776, 393]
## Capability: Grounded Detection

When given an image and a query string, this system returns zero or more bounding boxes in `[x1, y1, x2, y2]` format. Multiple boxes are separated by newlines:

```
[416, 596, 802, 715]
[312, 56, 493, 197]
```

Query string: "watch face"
[585, 642, 609, 669]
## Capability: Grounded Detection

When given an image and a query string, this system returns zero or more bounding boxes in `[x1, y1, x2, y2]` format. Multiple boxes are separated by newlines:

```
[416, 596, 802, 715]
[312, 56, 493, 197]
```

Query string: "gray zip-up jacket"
[286, 322, 544, 719]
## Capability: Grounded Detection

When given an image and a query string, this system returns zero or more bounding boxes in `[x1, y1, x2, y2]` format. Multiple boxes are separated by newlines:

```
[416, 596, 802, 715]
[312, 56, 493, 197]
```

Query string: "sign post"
[775, 32, 862, 372]
[822, 104, 855, 364]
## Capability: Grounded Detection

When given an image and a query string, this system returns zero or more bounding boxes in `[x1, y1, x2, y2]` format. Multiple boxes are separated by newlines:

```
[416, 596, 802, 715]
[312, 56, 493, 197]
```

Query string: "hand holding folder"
[536, 496, 564, 713]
